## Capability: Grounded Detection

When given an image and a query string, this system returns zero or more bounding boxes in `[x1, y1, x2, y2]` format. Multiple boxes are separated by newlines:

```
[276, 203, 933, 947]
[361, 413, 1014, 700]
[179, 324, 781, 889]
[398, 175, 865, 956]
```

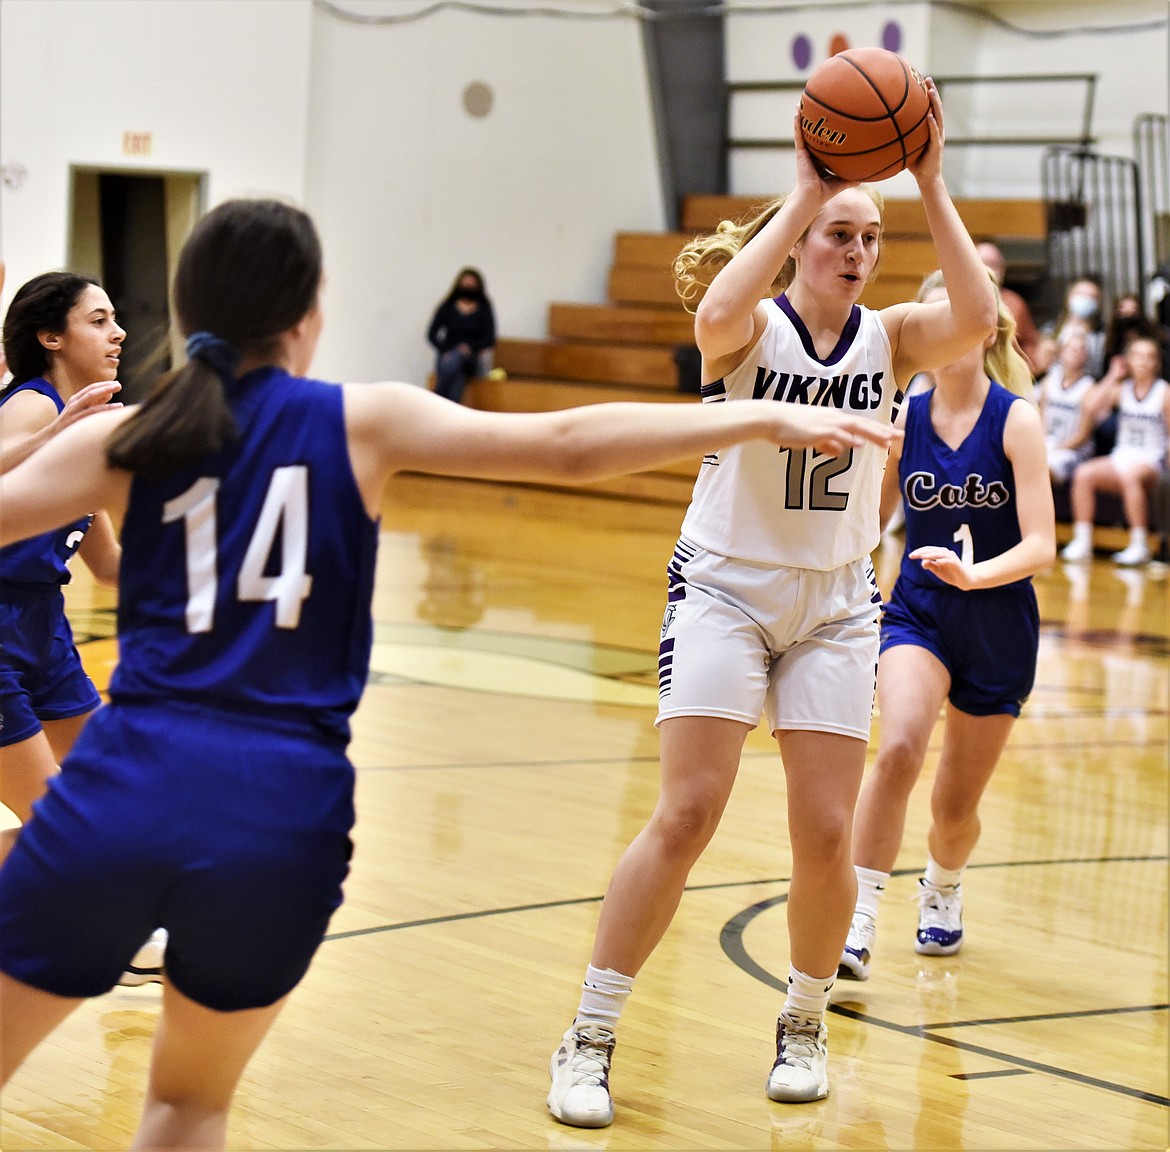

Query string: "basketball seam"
[803, 114, 929, 162]
[846, 52, 909, 116]
[801, 51, 928, 179]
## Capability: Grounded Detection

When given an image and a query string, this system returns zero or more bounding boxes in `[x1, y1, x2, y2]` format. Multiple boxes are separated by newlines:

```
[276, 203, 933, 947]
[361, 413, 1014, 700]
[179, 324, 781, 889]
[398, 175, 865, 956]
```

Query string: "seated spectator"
[978, 241, 1042, 375]
[427, 267, 496, 404]
[1038, 328, 1107, 483]
[1030, 332, 1058, 379]
[1060, 335, 1169, 566]
[1104, 291, 1160, 364]
[1047, 276, 1107, 379]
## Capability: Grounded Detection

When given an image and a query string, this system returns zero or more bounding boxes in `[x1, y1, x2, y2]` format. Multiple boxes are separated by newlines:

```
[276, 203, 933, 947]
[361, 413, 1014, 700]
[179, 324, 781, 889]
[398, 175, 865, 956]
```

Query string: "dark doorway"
[97, 173, 171, 402]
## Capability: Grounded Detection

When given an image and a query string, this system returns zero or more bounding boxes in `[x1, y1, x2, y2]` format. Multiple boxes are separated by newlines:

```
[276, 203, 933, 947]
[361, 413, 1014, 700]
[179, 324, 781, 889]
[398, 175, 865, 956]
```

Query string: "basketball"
[799, 47, 931, 182]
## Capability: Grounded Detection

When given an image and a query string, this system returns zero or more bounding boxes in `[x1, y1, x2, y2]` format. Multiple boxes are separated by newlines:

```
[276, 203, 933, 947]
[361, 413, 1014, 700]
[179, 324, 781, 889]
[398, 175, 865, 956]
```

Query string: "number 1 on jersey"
[953, 522, 973, 566]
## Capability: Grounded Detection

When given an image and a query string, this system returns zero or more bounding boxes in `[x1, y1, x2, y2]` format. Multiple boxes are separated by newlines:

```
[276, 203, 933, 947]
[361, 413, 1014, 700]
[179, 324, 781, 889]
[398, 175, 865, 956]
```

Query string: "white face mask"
[1068, 293, 1098, 320]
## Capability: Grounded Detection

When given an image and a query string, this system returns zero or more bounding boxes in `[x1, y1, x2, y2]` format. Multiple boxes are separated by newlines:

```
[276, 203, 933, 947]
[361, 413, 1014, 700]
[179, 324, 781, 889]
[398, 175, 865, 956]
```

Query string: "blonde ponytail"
[916, 268, 1034, 399]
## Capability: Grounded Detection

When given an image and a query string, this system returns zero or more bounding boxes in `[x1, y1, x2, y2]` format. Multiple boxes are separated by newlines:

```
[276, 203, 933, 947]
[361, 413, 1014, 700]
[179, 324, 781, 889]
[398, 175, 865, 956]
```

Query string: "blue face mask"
[1068, 293, 1098, 320]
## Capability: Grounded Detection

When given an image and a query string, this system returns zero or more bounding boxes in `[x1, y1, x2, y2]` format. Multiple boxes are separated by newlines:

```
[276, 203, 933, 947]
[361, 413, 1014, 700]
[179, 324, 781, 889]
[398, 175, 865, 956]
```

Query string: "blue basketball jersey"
[110, 367, 379, 741]
[0, 380, 93, 585]
[898, 382, 1025, 591]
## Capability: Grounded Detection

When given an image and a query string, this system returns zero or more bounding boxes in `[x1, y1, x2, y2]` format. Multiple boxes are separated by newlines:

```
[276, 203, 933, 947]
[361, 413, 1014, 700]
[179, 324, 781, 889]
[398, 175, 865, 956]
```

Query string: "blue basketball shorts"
[0, 585, 101, 747]
[0, 700, 355, 1010]
[880, 578, 1039, 717]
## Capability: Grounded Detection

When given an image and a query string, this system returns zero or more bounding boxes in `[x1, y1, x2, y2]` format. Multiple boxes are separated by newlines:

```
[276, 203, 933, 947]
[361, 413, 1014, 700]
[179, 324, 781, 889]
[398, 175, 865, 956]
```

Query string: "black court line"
[322, 855, 1168, 1111]
[951, 1068, 1032, 1080]
[925, 1002, 1168, 1030]
[325, 854, 1167, 943]
[719, 859, 1170, 1109]
[827, 1001, 1169, 1106]
[324, 871, 802, 942]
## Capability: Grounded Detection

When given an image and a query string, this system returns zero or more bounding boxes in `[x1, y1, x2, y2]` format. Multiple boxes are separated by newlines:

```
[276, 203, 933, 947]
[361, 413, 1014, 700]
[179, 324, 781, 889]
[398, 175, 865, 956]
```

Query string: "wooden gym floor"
[1, 473, 1166, 1151]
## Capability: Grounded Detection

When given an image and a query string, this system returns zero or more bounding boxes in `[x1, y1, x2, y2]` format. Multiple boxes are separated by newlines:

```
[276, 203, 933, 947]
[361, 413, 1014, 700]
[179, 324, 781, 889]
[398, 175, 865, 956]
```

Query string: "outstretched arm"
[883, 82, 998, 380]
[0, 381, 123, 475]
[0, 409, 132, 547]
[343, 382, 900, 517]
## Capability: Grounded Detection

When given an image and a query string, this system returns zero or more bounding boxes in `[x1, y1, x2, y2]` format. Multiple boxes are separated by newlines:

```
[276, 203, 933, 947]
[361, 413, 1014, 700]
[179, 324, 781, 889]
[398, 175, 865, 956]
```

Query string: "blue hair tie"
[185, 330, 242, 381]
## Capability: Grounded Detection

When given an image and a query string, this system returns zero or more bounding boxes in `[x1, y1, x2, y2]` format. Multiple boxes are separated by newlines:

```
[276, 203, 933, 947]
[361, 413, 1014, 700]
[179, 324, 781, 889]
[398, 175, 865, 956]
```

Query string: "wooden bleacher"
[467, 195, 1048, 505]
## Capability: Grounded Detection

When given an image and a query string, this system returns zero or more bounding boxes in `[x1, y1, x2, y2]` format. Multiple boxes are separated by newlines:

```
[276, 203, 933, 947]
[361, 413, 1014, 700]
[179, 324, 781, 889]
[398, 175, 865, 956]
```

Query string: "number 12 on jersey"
[777, 447, 854, 511]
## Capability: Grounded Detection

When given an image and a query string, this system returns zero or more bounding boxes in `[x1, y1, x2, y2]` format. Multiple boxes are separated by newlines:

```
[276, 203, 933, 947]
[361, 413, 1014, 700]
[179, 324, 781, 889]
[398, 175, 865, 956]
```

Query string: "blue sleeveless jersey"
[0, 380, 93, 585]
[110, 367, 379, 741]
[898, 382, 1025, 591]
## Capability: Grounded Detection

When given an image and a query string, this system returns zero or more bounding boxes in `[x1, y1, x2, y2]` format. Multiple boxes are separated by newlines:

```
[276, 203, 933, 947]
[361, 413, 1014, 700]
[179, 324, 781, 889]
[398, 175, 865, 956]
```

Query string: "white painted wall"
[0, 0, 312, 297]
[0, 0, 663, 386]
[726, 0, 934, 198]
[723, 0, 1166, 200]
[1, 1, 1165, 384]
[303, 0, 664, 384]
[949, 1, 1169, 196]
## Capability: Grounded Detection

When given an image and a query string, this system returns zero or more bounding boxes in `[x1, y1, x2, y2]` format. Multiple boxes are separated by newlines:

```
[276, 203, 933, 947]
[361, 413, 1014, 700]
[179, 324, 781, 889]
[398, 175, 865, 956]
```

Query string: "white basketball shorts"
[656, 539, 881, 740]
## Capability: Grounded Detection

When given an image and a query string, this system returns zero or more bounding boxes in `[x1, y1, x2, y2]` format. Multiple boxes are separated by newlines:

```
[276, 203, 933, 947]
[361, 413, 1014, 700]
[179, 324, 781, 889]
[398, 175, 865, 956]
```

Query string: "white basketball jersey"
[680, 296, 899, 570]
[1040, 367, 1096, 447]
[1115, 376, 1169, 456]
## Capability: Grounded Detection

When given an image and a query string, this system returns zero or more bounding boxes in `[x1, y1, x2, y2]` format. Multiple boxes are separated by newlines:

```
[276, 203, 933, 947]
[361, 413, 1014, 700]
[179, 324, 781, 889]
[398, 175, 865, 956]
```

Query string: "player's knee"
[650, 798, 722, 860]
[932, 794, 979, 835]
[872, 738, 925, 792]
[145, 1081, 234, 1120]
[794, 811, 853, 867]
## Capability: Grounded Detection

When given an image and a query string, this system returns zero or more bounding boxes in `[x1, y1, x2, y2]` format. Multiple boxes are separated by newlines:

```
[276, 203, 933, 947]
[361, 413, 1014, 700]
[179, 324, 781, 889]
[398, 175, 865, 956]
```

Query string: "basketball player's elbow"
[544, 413, 614, 482]
[694, 295, 748, 351]
[968, 286, 999, 339]
[1034, 531, 1057, 569]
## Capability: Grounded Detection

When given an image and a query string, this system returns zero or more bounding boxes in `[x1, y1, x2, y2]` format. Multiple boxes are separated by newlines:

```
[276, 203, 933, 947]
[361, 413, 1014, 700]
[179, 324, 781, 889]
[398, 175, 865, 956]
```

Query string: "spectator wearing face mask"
[1048, 277, 1106, 379]
[426, 267, 497, 404]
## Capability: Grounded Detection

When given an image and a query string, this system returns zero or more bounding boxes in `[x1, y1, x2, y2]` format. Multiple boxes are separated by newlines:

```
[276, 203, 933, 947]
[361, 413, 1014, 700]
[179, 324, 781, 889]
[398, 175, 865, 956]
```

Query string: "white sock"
[853, 865, 889, 921]
[1127, 527, 1148, 551]
[574, 964, 633, 1032]
[1072, 522, 1093, 545]
[924, 855, 964, 890]
[782, 965, 834, 1030]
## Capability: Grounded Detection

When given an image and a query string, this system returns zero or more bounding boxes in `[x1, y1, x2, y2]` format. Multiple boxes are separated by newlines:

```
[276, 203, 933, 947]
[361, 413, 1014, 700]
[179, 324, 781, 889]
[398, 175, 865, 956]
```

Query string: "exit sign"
[122, 131, 152, 156]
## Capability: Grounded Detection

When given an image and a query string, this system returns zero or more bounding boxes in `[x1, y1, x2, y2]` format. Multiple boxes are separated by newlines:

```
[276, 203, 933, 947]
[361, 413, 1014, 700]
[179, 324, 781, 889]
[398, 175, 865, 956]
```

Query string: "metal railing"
[725, 72, 1098, 155]
[1134, 113, 1169, 273]
[1042, 147, 1144, 302]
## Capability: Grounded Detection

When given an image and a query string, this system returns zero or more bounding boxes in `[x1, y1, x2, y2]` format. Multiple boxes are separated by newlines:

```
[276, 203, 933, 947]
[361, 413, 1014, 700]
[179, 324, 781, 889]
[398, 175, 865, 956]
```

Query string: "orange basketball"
[799, 47, 931, 182]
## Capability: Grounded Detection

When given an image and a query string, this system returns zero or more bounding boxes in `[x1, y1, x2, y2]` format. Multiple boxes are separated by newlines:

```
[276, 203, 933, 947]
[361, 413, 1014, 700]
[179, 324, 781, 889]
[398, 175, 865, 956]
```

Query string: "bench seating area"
[462, 195, 1065, 509]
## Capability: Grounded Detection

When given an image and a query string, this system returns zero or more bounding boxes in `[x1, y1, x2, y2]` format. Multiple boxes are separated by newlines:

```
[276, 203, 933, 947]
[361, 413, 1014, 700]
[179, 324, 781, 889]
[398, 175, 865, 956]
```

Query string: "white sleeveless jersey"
[680, 296, 899, 570]
[1040, 366, 1096, 447]
[1114, 376, 1169, 456]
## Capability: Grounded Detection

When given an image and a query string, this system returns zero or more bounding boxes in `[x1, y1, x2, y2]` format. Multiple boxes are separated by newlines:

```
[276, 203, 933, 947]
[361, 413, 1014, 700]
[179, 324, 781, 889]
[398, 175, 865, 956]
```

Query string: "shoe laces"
[776, 1019, 823, 1069]
[917, 882, 960, 926]
[566, 1026, 615, 1086]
